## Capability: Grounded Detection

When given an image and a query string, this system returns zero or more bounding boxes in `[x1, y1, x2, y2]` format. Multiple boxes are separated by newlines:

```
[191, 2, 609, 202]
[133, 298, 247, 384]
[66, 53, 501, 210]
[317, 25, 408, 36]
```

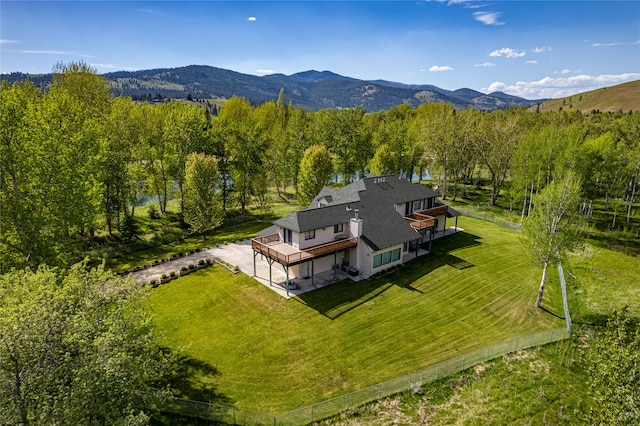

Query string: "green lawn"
[149, 217, 564, 414]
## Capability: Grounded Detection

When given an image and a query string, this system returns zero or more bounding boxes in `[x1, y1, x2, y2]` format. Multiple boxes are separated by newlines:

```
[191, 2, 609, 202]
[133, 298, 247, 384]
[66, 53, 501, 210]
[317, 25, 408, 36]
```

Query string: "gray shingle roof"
[277, 175, 439, 250]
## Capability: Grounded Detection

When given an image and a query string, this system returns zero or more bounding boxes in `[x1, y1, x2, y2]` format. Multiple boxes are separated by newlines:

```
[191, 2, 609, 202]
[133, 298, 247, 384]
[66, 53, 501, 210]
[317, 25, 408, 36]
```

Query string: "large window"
[372, 247, 402, 269]
[334, 223, 343, 233]
[304, 230, 316, 240]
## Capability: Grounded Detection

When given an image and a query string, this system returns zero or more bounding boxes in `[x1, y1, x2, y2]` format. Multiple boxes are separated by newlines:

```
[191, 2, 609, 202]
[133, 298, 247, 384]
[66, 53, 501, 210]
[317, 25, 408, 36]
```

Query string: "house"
[251, 174, 461, 291]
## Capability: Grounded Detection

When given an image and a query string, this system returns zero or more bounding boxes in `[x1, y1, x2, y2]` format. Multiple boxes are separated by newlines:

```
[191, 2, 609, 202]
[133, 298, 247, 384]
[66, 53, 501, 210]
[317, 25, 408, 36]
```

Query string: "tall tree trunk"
[535, 260, 549, 308]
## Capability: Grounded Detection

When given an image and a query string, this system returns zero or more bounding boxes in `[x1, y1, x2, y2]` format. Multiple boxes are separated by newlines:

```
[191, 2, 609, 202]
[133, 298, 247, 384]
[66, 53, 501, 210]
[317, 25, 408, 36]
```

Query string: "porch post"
[311, 259, 315, 287]
[253, 250, 257, 276]
[267, 258, 274, 286]
[334, 252, 337, 281]
[429, 227, 434, 252]
[455, 216, 458, 231]
[285, 266, 290, 296]
[444, 216, 447, 235]
[416, 238, 419, 258]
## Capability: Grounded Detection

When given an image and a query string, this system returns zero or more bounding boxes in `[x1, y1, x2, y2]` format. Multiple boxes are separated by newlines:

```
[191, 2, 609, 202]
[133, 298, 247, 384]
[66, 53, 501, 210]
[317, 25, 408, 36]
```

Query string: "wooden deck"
[404, 205, 449, 231]
[251, 235, 358, 267]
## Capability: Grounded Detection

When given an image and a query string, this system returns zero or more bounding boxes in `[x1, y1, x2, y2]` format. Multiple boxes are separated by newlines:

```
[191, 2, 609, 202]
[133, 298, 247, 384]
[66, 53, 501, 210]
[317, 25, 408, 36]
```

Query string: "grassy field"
[149, 216, 565, 414]
[317, 338, 589, 425]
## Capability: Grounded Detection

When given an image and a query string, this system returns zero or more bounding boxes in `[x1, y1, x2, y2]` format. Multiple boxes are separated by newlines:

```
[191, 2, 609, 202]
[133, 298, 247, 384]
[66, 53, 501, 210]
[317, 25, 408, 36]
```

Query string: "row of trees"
[2, 63, 639, 272]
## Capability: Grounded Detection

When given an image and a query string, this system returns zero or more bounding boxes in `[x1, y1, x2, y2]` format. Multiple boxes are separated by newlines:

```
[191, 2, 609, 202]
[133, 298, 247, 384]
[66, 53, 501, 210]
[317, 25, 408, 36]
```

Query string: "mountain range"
[3, 65, 545, 111]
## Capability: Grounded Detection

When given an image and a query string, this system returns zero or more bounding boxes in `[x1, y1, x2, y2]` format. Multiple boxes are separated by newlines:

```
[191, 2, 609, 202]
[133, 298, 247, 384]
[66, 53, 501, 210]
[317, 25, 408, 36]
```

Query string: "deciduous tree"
[585, 308, 640, 425]
[0, 262, 177, 424]
[521, 172, 582, 308]
[296, 145, 333, 205]
[183, 153, 224, 239]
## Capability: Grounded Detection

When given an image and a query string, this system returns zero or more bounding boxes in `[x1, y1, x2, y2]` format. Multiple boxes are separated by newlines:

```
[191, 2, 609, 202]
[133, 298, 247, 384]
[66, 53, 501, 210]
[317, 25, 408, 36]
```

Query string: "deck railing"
[251, 235, 358, 266]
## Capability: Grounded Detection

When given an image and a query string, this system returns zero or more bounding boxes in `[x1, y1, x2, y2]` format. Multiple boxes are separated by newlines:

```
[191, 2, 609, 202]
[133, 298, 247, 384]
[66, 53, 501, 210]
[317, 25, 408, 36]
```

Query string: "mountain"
[2, 65, 543, 111]
[530, 79, 640, 113]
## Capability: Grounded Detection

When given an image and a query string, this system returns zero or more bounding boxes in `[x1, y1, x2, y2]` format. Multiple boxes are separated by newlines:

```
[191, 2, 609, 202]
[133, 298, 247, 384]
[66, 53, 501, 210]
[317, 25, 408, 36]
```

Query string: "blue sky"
[1, 1, 639, 99]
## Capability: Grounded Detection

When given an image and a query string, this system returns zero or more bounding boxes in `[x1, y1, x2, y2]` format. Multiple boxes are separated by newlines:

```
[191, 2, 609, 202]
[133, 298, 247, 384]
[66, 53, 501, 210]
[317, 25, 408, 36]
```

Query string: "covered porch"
[251, 235, 358, 296]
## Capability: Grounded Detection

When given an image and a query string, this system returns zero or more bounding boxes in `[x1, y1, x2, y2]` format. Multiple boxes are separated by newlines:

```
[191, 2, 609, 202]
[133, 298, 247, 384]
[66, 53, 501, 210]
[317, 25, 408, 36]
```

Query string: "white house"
[251, 174, 460, 288]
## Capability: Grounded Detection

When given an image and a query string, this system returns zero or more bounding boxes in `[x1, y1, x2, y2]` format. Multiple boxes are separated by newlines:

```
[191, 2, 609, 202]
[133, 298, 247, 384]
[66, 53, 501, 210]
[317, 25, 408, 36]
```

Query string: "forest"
[1, 63, 639, 273]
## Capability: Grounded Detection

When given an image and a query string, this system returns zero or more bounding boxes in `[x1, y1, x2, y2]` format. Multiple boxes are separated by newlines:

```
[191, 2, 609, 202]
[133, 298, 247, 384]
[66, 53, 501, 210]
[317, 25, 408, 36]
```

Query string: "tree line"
[1, 63, 639, 272]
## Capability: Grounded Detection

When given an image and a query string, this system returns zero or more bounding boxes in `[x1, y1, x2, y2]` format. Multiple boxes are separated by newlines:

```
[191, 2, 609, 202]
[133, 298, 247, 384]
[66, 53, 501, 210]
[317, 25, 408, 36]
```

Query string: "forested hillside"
[1, 64, 639, 272]
[2, 64, 543, 111]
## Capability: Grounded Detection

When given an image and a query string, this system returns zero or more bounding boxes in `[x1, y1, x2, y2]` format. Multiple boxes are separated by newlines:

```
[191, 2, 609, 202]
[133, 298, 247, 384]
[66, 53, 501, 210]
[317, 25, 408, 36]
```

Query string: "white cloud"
[633, 40, 640, 45]
[591, 42, 623, 47]
[526, 60, 538, 64]
[560, 69, 571, 74]
[473, 11, 504, 25]
[255, 69, 275, 75]
[532, 47, 551, 53]
[474, 62, 495, 67]
[91, 63, 115, 70]
[21, 50, 95, 58]
[483, 73, 640, 99]
[0, 39, 19, 44]
[428, 65, 454, 72]
[247, 16, 257, 21]
[489, 47, 525, 58]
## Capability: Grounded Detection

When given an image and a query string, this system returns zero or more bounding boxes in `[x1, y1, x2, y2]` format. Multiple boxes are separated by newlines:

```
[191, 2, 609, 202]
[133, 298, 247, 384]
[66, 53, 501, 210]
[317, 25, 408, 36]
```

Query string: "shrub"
[234, 265, 240, 272]
[180, 266, 188, 271]
[188, 264, 195, 270]
[162, 274, 167, 279]
[149, 279, 156, 285]
[205, 258, 212, 265]
[148, 206, 160, 219]
[170, 271, 176, 277]
[198, 259, 205, 266]
[195, 248, 200, 253]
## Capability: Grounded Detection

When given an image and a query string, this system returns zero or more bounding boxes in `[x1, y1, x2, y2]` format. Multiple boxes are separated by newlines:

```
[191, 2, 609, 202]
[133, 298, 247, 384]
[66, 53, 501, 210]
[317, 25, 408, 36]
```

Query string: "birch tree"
[521, 172, 582, 308]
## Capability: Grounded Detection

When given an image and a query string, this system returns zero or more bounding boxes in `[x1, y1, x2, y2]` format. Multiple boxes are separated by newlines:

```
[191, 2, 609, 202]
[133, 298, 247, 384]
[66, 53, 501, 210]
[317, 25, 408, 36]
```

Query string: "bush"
[162, 274, 167, 279]
[198, 259, 205, 266]
[188, 264, 195, 270]
[205, 258, 212, 265]
[149, 279, 156, 285]
[180, 266, 188, 271]
[148, 206, 160, 219]
[170, 271, 176, 277]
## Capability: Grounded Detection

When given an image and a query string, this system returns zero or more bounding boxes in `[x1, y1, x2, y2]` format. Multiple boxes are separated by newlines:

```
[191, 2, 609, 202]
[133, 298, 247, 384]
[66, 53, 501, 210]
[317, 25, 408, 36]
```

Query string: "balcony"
[404, 212, 435, 230]
[404, 204, 449, 231]
[419, 204, 449, 217]
[252, 235, 358, 267]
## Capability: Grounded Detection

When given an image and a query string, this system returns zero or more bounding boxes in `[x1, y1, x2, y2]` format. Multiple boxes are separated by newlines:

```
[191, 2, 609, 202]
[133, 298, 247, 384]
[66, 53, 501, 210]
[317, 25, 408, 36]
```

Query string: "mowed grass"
[149, 217, 564, 414]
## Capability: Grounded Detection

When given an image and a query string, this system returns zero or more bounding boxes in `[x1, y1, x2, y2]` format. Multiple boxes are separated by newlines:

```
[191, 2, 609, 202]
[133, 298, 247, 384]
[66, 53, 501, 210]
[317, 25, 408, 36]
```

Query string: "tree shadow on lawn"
[170, 354, 234, 406]
[295, 231, 482, 320]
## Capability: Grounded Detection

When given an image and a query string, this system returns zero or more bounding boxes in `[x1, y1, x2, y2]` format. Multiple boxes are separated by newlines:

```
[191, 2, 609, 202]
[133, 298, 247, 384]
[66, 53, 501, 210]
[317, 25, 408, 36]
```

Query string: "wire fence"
[455, 206, 522, 231]
[159, 327, 570, 425]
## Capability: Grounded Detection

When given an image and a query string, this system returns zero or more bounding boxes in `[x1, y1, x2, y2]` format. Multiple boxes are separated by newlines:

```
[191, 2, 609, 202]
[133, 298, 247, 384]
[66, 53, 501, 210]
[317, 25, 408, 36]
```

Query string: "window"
[304, 230, 315, 240]
[373, 247, 402, 269]
[334, 223, 343, 233]
[392, 248, 401, 261]
[403, 242, 408, 252]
